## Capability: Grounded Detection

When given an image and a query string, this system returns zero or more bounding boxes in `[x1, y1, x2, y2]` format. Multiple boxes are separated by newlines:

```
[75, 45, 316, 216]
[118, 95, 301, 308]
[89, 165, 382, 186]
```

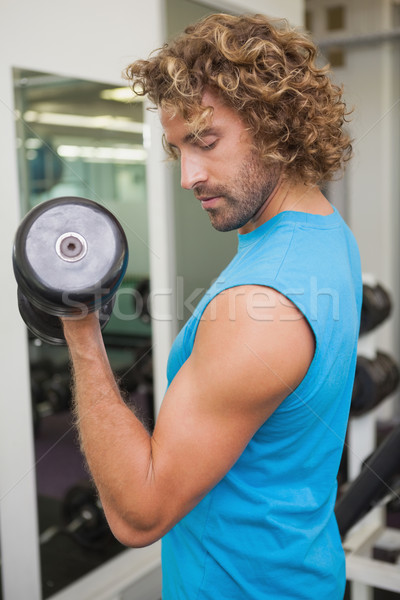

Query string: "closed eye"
[187, 130, 219, 151]
[198, 140, 217, 151]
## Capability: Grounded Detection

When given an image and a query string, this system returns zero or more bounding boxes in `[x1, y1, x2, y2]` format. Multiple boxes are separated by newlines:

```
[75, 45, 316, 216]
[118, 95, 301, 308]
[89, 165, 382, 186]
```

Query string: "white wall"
[196, 0, 304, 26]
[0, 0, 163, 83]
[0, 1, 169, 599]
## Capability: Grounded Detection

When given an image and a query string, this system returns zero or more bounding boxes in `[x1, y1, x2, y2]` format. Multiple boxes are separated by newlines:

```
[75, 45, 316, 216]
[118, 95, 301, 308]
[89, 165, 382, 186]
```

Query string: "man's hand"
[62, 312, 102, 350]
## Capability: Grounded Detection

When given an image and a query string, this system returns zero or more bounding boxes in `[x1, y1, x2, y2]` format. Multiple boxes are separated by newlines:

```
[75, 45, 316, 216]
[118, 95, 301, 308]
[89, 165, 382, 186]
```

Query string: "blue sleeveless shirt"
[162, 208, 362, 599]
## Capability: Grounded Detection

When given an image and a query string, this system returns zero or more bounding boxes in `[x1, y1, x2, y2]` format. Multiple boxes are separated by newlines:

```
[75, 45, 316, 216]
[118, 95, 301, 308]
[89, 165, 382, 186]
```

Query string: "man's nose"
[180, 153, 207, 190]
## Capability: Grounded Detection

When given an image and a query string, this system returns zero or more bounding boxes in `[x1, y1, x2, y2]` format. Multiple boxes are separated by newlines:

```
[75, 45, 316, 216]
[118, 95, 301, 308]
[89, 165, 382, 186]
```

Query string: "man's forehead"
[159, 90, 249, 146]
[159, 88, 221, 127]
[159, 106, 214, 141]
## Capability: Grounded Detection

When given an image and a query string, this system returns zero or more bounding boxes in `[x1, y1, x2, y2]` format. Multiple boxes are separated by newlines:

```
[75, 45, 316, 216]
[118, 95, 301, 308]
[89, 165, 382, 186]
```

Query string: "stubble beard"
[197, 151, 280, 232]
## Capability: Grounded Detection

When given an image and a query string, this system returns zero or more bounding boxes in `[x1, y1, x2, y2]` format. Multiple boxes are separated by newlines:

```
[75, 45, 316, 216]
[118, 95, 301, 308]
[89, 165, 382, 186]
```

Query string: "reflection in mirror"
[13, 68, 153, 598]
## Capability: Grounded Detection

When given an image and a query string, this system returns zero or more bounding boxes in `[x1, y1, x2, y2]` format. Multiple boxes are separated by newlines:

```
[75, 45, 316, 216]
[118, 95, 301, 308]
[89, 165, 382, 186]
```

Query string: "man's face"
[160, 90, 280, 233]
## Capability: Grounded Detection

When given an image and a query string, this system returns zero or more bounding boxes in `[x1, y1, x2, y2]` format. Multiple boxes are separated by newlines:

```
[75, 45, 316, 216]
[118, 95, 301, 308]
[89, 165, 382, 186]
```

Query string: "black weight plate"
[351, 351, 400, 415]
[360, 283, 392, 335]
[13, 197, 128, 316]
[62, 482, 113, 549]
[18, 288, 116, 345]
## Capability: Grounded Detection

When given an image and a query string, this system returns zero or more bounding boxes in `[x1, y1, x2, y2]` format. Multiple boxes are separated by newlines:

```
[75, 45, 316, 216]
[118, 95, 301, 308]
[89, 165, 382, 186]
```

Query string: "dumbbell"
[30, 361, 71, 435]
[351, 351, 400, 416]
[335, 425, 400, 537]
[360, 282, 391, 335]
[40, 482, 114, 550]
[32, 367, 71, 419]
[13, 197, 128, 345]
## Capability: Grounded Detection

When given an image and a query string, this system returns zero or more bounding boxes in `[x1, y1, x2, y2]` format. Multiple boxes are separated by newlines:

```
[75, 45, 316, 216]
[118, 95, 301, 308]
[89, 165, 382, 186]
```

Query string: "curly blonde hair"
[125, 13, 352, 185]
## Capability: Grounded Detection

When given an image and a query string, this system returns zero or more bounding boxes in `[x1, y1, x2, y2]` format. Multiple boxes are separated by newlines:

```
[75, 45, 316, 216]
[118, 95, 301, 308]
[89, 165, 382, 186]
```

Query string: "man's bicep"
[149, 286, 315, 531]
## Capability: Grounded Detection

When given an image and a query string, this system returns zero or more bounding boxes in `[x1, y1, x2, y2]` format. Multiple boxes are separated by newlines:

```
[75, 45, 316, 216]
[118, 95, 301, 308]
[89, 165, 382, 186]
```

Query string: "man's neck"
[238, 180, 332, 234]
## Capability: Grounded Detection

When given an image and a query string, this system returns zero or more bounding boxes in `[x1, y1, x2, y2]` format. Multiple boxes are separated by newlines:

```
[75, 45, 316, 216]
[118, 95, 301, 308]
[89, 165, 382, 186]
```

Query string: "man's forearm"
[63, 317, 158, 546]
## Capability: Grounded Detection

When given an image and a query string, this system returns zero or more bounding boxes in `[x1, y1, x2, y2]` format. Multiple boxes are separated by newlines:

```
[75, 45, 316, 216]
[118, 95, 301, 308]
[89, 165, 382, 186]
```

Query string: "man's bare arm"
[63, 285, 315, 547]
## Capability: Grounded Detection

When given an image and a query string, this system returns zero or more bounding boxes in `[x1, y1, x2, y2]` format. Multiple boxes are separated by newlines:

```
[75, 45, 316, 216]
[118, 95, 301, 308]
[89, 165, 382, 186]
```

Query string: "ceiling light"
[100, 86, 143, 102]
[23, 110, 143, 134]
[57, 144, 147, 162]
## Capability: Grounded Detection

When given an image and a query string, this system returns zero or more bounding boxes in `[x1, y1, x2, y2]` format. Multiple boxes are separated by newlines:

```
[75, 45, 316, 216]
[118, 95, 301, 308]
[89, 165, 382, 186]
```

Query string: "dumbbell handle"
[39, 525, 60, 545]
[335, 425, 400, 537]
[39, 504, 99, 545]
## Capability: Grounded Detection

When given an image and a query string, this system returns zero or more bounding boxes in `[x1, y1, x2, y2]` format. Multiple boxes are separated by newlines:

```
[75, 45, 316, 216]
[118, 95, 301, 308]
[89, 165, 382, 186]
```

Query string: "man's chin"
[208, 213, 245, 233]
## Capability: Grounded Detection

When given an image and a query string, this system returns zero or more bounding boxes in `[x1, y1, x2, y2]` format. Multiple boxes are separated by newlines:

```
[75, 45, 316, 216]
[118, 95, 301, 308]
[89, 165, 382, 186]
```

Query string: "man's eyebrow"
[185, 128, 219, 143]
[166, 128, 219, 150]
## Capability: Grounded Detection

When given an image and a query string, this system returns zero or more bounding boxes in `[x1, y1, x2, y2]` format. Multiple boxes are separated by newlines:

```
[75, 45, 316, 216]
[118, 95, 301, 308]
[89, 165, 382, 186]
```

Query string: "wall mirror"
[13, 67, 153, 598]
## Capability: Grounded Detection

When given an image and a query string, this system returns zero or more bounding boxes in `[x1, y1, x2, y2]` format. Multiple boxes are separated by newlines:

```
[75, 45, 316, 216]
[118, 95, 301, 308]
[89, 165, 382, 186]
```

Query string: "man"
[63, 13, 362, 599]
